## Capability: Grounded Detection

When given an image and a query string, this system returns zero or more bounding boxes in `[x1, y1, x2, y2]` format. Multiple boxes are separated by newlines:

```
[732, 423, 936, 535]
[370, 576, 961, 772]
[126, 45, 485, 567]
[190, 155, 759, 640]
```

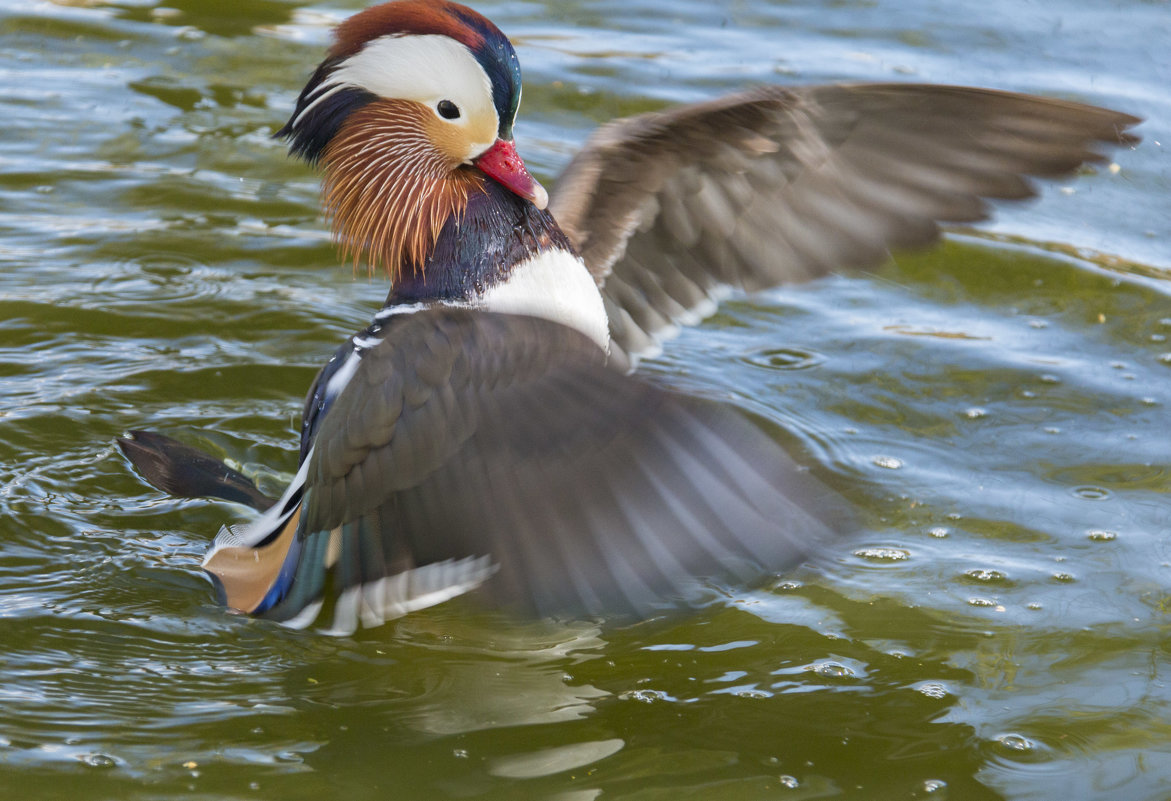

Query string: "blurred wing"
[550, 83, 1140, 364]
[236, 309, 841, 633]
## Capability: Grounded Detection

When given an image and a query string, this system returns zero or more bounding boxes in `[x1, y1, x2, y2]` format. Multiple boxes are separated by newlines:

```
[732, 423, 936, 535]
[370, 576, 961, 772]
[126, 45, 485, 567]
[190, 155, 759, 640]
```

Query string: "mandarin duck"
[120, 0, 1139, 634]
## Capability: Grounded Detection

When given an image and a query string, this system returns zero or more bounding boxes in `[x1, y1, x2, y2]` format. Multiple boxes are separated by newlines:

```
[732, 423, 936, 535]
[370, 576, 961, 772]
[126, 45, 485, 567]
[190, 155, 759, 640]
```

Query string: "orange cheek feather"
[321, 99, 481, 281]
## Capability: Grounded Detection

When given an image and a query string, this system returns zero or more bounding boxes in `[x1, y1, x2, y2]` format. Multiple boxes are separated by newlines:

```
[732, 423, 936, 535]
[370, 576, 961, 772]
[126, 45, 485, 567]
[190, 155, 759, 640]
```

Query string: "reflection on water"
[1, 0, 1169, 799]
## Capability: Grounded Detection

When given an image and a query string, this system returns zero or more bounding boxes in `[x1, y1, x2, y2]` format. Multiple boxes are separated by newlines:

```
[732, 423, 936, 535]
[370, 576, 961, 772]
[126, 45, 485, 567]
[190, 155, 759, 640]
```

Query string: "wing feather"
[549, 83, 1140, 365]
[251, 309, 844, 628]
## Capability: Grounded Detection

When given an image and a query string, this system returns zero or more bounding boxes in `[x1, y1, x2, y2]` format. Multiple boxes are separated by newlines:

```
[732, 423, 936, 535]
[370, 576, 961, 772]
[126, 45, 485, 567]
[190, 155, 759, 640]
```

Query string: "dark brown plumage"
[275, 310, 841, 622]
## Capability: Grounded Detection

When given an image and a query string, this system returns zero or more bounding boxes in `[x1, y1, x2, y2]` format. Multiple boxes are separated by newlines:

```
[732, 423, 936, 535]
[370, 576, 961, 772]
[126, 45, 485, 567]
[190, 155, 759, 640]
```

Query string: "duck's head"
[277, 0, 547, 279]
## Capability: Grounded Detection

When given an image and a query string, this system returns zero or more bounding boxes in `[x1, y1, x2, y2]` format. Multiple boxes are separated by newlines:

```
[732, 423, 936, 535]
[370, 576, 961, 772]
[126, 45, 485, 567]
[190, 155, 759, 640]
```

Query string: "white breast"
[476, 248, 611, 352]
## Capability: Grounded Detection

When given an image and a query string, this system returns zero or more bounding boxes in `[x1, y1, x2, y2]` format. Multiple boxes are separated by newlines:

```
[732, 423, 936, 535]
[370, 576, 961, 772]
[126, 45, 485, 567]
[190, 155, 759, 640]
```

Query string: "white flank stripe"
[282, 600, 324, 631]
[396, 555, 498, 613]
[331, 556, 500, 636]
[352, 334, 382, 350]
[374, 301, 429, 321]
[324, 348, 362, 401]
[273, 557, 498, 635]
[324, 586, 362, 637]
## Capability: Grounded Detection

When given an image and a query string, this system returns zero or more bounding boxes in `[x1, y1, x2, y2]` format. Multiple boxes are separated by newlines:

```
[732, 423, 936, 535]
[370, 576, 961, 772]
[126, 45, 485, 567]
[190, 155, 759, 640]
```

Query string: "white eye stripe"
[291, 34, 497, 135]
[291, 83, 350, 129]
[291, 57, 383, 126]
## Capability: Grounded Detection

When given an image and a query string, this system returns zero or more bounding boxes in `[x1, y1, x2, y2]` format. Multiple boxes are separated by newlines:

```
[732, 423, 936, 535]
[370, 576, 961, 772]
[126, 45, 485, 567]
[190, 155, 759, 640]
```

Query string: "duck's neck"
[386, 180, 611, 351]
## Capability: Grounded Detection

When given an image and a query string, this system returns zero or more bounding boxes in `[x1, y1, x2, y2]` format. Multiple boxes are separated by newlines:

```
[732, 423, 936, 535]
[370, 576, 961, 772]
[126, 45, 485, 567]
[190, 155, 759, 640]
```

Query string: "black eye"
[437, 100, 461, 120]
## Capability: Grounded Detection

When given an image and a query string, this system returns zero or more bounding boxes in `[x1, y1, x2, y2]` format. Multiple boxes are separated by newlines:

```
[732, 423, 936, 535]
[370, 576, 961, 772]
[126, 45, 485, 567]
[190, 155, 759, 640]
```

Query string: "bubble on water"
[994, 733, 1035, 754]
[962, 407, 987, 419]
[79, 753, 117, 769]
[854, 547, 910, 562]
[1039, 373, 1061, 384]
[967, 597, 996, 608]
[964, 569, 1007, 583]
[453, 749, 469, 759]
[811, 661, 855, 679]
[778, 775, 799, 789]
[1159, 353, 1171, 366]
[922, 779, 948, 794]
[1073, 486, 1111, 501]
[1028, 319, 1047, 329]
[928, 527, 949, 538]
[872, 455, 903, 469]
[1087, 529, 1118, 542]
[621, 689, 670, 704]
[735, 689, 772, 699]
[745, 347, 825, 371]
[915, 682, 949, 699]
[1051, 572, 1076, 582]
[774, 580, 803, 591]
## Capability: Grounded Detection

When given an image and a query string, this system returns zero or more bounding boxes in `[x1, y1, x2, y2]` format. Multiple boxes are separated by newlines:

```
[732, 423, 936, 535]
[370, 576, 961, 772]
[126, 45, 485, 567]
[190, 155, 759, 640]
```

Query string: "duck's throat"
[388, 181, 611, 351]
[386, 179, 572, 303]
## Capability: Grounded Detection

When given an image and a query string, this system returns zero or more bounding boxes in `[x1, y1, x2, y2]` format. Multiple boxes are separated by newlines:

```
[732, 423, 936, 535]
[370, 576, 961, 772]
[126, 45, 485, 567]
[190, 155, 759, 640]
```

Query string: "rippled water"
[2, 0, 1169, 799]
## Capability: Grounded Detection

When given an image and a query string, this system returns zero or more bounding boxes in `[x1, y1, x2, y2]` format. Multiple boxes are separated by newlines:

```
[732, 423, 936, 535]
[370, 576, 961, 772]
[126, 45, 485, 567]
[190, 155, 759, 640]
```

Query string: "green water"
[1, 1, 1169, 799]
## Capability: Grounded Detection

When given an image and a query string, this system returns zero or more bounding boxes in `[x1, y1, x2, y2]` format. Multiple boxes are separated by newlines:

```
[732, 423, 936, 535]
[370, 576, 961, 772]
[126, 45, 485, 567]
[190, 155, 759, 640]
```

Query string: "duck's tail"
[117, 430, 277, 512]
[119, 432, 480, 634]
[119, 430, 310, 620]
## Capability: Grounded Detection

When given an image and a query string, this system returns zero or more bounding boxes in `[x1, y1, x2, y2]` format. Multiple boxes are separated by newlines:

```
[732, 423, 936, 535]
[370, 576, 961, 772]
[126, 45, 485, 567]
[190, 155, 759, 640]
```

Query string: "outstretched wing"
[207, 309, 844, 634]
[550, 83, 1140, 364]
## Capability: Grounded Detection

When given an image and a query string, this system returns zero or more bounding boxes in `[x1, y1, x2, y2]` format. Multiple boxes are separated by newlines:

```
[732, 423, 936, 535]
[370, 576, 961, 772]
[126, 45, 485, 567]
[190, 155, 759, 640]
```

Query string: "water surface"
[1, 0, 1169, 799]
